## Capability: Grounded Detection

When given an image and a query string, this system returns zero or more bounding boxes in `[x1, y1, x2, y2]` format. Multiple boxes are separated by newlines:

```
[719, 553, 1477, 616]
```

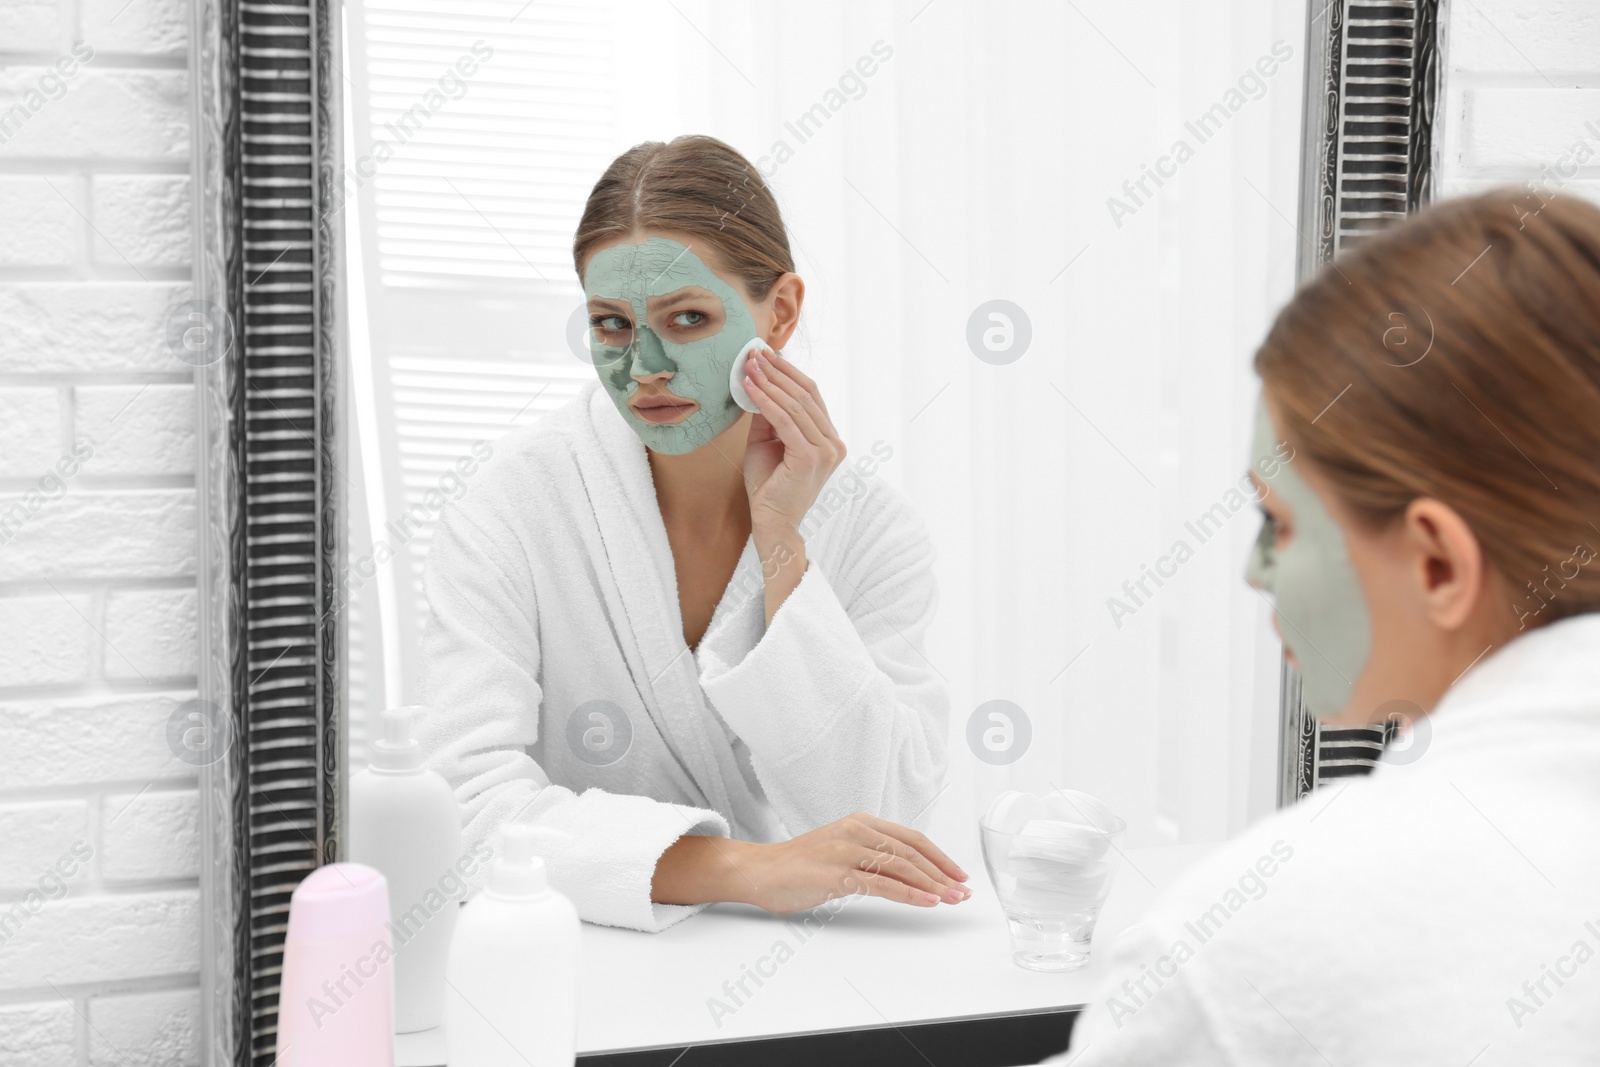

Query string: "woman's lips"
[630, 394, 697, 423]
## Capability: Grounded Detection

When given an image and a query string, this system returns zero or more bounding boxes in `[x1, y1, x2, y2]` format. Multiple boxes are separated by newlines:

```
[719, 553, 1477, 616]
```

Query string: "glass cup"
[979, 791, 1126, 971]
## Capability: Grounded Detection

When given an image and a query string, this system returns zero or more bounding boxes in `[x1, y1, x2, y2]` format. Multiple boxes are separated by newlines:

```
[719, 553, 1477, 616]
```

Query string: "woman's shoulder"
[1127, 761, 1530, 965]
[1085, 761, 1596, 1059]
[1145, 774, 1417, 924]
[427, 385, 600, 550]
[1082, 779, 1394, 1031]
[472, 381, 599, 479]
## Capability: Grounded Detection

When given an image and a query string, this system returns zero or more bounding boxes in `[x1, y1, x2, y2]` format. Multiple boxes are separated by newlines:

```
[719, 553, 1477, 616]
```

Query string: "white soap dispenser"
[348, 705, 463, 1035]
[445, 823, 580, 1067]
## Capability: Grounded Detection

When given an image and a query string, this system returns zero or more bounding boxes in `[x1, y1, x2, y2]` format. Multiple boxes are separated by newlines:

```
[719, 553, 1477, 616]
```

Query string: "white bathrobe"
[1052, 610, 1600, 1065]
[412, 380, 949, 932]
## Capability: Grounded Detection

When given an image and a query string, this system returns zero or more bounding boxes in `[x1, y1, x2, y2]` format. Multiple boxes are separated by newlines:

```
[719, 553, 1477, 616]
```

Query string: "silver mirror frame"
[191, 0, 344, 1064]
[1281, 0, 1446, 805]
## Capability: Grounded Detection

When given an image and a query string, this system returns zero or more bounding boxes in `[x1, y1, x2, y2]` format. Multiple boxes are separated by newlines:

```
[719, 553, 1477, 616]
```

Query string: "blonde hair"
[572, 134, 794, 301]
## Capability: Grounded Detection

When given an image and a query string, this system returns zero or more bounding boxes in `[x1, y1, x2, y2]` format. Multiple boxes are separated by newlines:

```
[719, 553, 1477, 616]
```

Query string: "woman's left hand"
[741, 346, 846, 539]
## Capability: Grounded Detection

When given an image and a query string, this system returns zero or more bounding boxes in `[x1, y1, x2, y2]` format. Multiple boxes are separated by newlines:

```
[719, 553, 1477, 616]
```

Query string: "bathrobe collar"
[567, 381, 754, 815]
[1378, 609, 1600, 770]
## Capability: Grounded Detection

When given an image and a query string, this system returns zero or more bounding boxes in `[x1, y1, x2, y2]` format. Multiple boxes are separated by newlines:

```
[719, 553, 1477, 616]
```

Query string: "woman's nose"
[625, 328, 676, 380]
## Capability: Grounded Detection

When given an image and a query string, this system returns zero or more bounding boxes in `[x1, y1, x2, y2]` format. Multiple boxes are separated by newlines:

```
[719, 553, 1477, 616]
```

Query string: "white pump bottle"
[445, 823, 580, 1067]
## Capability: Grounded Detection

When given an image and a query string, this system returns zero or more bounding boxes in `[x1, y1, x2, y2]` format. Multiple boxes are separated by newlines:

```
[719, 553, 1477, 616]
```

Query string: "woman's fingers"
[760, 349, 840, 439]
[751, 813, 973, 915]
[856, 846, 967, 902]
[848, 825, 962, 897]
[756, 349, 826, 420]
[855, 813, 971, 884]
[871, 836, 971, 900]
[742, 373, 811, 454]
[767, 348, 821, 402]
[747, 355, 830, 451]
[851, 868, 942, 908]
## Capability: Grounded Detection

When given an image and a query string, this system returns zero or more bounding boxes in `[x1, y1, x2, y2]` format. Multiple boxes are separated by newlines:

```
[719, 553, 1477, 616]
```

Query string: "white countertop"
[395, 842, 1210, 1063]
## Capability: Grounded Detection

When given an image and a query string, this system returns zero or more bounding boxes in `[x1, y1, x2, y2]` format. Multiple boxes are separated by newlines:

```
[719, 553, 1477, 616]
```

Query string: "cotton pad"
[1005, 818, 1114, 888]
[980, 790, 1125, 915]
[982, 789, 1120, 882]
[730, 337, 768, 414]
[1010, 819, 1112, 866]
[982, 789, 1034, 834]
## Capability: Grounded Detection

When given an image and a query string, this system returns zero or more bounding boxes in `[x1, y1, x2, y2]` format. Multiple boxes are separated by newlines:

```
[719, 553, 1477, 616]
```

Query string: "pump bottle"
[445, 823, 580, 1066]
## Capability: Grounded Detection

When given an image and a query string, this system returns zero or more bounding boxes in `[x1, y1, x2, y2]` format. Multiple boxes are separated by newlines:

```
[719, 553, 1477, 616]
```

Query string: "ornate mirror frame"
[1281, 0, 1446, 805]
[191, 0, 343, 1064]
[187, 1, 1447, 1062]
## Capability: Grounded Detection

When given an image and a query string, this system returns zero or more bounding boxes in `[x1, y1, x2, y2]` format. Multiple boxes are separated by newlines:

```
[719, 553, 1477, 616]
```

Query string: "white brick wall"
[0, 1001, 76, 1067]
[0, 387, 63, 476]
[1437, 0, 1600, 208]
[87, 988, 201, 1067]
[75, 385, 196, 476]
[0, 0, 201, 1063]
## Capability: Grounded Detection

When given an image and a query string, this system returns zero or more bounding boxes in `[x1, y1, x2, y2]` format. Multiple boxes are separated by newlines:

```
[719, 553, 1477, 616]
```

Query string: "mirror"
[339, 0, 1305, 837]
[329, 0, 1311, 1058]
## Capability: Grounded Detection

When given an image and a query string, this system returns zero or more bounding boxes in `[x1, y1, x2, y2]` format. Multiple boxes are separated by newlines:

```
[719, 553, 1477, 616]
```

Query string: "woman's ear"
[1402, 497, 1487, 631]
[762, 272, 805, 350]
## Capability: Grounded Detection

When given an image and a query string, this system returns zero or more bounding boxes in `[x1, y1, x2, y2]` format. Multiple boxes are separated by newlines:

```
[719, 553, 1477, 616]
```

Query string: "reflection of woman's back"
[1056, 191, 1600, 1065]
[411, 135, 953, 934]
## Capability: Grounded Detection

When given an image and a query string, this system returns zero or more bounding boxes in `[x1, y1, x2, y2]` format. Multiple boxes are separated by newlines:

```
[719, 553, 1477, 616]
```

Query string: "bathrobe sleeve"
[411, 500, 730, 934]
[694, 486, 949, 833]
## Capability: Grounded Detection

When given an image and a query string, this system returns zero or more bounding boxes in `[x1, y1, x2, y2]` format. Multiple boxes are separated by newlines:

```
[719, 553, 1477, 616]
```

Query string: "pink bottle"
[275, 862, 395, 1067]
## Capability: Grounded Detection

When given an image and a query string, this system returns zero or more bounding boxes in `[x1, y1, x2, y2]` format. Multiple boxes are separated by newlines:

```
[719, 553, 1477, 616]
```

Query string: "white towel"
[412, 380, 949, 932]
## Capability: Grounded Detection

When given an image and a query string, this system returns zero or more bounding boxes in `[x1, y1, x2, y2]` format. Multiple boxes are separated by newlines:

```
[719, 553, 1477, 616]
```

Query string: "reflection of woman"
[1057, 192, 1600, 1063]
[415, 135, 968, 932]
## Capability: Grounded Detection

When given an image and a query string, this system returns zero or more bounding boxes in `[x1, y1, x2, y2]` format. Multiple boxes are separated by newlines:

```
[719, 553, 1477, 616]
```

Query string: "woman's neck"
[647, 413, 753, 536]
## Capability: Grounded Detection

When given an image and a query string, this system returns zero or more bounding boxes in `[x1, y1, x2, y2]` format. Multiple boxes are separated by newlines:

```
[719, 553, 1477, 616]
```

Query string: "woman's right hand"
[739, 812, 972, 913]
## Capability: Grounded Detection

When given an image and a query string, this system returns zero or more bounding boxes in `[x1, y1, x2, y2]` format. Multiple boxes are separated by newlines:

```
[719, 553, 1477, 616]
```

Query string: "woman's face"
[1245, 394, 1516, 726]
[581, 233, 762, 455]
[1245, 397, 1375, 721]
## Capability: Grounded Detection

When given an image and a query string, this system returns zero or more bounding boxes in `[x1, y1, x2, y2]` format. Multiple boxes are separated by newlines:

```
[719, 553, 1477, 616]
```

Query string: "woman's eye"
[668, 310, 706, 328]
[590, 314, 629, 334]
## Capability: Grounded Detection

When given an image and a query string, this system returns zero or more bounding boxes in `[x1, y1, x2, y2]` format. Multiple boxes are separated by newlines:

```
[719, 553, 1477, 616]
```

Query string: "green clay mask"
[1245, 399, 1373, 719]
[582, 237, 756, 455]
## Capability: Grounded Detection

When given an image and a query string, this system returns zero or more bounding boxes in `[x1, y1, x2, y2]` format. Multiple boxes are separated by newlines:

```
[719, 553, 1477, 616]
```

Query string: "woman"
[1054, 190, 1600, 1063]
[414, 135, 970, 933]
